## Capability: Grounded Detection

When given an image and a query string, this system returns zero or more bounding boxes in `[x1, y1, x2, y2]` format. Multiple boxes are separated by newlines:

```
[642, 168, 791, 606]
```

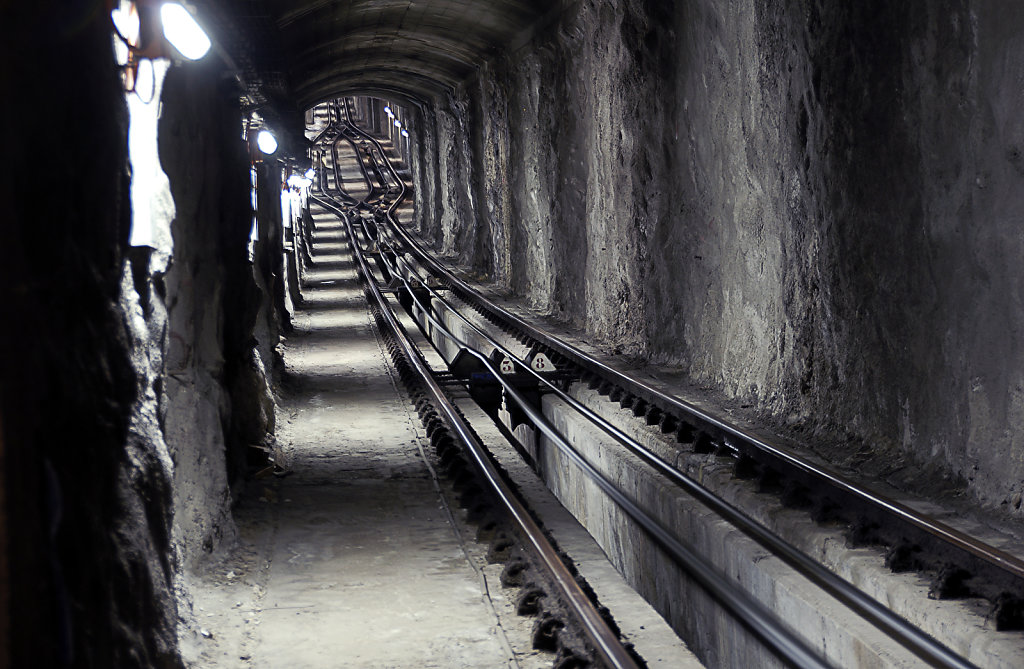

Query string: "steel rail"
[351, 116, 1024, 594]
[314, 190, 835, 669]
[337, 100, 407, 216]
[339, 109, 988, 667]
[324, 101, 361, 201]
[363, 202, 976, 669]
[333, 133, 379, 203]
[329, 138, 362, 205]
[341, 101, 396, 202]
[308, 105, 337, 147]
[334, 200, 639, 669]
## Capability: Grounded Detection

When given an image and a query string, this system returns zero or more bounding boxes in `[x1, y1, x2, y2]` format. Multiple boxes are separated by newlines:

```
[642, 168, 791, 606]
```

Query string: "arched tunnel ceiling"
[196, 0, 555, 113]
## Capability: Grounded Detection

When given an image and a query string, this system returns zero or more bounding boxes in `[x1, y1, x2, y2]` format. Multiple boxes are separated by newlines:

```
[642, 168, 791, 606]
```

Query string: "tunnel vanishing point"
[3, 1, 1024, 667]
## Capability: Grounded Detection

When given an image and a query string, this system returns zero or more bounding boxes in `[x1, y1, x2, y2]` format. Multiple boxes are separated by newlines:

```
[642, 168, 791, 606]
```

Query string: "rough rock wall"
[119, 249, 180, 665]
[470, 64, 513, 286]
[433, 95, 481, 261]
[254, 161, 290, 366]
[650, 0, 1024, 507]
[426, 1, 654, 347]
[412, 104, 437, 238]
[505, 48, 559, 312]
[159, 64, 272, 570]
[0, 5, 181, 667]
[418, 105, 444, 242]
[425, 0, 1024, 510]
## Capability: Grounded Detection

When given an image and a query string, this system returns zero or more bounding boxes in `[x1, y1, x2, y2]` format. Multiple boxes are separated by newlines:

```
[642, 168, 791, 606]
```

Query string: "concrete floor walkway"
[179, 208, 529, 668]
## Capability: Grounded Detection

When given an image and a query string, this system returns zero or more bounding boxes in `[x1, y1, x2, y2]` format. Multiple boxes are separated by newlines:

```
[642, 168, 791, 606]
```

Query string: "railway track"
[317, 99, 646, 669]
[298, 97, 1024, 668]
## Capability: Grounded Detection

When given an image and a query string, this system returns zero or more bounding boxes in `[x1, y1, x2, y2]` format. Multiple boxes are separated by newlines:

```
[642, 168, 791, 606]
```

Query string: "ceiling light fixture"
[110, 4, 139, 66]
[160, 3, 211, 60]
[256, 130, 278, 155]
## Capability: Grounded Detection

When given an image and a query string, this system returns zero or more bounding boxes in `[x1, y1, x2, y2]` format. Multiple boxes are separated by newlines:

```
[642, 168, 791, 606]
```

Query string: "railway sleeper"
[475, 516, 503, 543]
[516, 584, 547, 616]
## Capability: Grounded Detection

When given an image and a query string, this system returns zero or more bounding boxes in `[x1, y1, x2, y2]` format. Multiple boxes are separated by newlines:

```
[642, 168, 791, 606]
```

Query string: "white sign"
[530, 353, 554, 372]
[499, 356, 516, 374]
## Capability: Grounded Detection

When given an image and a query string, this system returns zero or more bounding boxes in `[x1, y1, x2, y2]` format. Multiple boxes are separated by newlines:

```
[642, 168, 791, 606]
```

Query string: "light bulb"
[256, 130, 278, 155]
[161, 3, 211, 60]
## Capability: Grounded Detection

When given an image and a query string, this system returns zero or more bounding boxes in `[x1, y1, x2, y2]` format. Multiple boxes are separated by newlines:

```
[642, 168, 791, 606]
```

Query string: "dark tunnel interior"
[3, 1, 1024, 667]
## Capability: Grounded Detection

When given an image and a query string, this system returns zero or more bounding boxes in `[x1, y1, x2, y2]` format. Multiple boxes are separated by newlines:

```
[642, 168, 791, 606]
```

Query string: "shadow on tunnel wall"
[0, 5, 181, 667]
[0, 5, 281, 667]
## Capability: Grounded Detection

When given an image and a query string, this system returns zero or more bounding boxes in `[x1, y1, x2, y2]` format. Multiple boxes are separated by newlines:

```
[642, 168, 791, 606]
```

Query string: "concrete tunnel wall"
[414, 0, 1024, 512]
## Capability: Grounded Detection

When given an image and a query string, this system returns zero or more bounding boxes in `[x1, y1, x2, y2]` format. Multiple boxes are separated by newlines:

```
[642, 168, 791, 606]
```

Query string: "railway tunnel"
[4, 1, 1024, 667]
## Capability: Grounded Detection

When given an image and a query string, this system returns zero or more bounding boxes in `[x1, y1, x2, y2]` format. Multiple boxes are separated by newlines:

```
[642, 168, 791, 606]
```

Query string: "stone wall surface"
[412, 105, 438, 239]
[433, 96, 480, 261]
[159, 64, 276, 570]
[0, 5, 182, 667]
[0, 8, 282, 664]
[418, 0, 1024, 510]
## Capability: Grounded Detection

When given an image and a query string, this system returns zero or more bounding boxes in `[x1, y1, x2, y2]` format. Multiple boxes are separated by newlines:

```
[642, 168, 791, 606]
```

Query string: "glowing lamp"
[111, 5, 139, 62]
[161, 3, 211, 60]
[256, 130, 278, 155]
